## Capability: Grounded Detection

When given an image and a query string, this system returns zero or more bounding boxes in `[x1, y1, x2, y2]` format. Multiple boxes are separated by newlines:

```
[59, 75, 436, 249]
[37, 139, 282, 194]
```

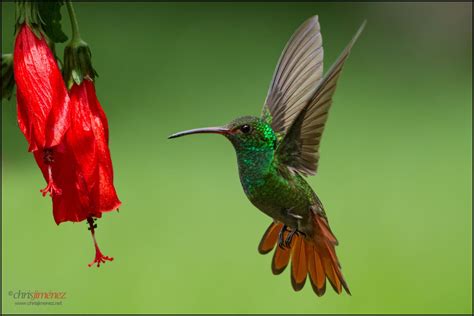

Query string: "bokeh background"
[2, 2, 472, 314]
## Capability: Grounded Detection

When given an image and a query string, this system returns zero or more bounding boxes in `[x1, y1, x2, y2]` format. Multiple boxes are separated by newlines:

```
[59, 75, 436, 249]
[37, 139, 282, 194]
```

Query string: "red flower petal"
[34, 145, 102, 224]
[69, 81, 121, 214]
[14, 25, 70, 152]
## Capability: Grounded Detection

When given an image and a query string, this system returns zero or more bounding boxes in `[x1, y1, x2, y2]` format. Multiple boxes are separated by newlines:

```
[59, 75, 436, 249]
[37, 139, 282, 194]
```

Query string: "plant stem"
[66, 0, 81, 42]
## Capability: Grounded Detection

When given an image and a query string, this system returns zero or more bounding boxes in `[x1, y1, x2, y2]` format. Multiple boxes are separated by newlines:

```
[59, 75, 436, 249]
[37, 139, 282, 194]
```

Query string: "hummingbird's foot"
[285, 228, 299, 248]
[278, 224, 288, 249]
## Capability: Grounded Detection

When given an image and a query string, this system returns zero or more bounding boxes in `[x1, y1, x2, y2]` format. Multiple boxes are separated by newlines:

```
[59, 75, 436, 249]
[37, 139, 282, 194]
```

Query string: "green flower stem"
[65, 0, 81, 43]
[63, 0, 97, 88]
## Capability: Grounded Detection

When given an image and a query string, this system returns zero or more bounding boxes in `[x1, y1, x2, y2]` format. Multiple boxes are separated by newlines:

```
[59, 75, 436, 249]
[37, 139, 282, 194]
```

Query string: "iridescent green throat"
[226, 120, 277, 196]
[234, 146, 275, 196]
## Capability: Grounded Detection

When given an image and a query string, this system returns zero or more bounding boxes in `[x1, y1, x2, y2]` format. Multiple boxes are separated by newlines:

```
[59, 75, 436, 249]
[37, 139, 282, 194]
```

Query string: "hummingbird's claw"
[285, 228, 298, 247]
[278, 224, 288, 249]
[278, 224, 302, 249]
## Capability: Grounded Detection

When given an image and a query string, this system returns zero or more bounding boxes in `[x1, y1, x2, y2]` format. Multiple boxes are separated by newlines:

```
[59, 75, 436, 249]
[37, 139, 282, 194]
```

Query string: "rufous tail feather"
[258, 216, 350, 296]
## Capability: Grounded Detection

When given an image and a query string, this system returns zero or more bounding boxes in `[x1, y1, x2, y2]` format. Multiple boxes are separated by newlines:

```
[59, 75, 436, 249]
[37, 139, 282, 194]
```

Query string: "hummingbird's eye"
[240, 124, 251, 134]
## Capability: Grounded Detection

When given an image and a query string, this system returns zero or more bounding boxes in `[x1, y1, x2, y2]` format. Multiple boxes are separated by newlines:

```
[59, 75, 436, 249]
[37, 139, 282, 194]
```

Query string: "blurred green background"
[2, 2, 472, 314]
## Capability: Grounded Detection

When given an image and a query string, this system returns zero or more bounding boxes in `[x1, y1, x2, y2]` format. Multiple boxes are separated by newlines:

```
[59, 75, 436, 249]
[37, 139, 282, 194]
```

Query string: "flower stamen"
[40, 149, 62, 197]
[87, 217, 113, 268]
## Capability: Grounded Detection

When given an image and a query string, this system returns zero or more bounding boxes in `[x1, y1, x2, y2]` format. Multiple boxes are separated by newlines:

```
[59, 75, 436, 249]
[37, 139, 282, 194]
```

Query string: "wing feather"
[262, 16, 324, 136]
[276, 21, 366, 176]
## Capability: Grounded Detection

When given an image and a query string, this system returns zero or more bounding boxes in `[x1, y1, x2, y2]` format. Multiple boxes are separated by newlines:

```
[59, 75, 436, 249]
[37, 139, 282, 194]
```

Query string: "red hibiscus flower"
[68, 80, 121, 267]
[32, 79, 121, 267]
[14, 24, 70, 197]
[11, 2, 121, 268]
[68, 80, 121, 217]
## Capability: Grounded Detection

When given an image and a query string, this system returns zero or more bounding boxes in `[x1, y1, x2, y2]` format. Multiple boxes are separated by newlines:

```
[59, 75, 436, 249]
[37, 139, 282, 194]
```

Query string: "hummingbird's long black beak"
[168, 126, 229, 139]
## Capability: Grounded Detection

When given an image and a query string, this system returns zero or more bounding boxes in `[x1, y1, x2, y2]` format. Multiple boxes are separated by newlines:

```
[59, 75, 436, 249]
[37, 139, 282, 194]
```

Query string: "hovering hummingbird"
[169, 16, 365, 296]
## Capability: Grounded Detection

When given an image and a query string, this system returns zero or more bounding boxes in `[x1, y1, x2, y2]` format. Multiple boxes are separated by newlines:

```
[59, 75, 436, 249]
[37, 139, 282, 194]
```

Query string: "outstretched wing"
[262, 16, 324, 137]
[276, 21, 366, 176]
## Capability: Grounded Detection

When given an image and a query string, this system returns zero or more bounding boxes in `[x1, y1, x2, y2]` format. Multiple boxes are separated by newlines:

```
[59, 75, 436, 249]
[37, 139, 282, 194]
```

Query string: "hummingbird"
[169, 16, 365, 297]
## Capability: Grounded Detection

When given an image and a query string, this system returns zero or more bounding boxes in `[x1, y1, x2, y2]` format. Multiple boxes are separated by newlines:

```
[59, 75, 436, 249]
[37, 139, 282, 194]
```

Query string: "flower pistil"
[87, 217, 113, 268]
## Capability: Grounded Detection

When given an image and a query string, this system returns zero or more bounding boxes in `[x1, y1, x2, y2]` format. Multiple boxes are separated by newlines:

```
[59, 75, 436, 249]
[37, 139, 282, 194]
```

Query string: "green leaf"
[38, 1, 68, 43]
[72, 69, 83, 87]
[1, 54, 16, 101]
